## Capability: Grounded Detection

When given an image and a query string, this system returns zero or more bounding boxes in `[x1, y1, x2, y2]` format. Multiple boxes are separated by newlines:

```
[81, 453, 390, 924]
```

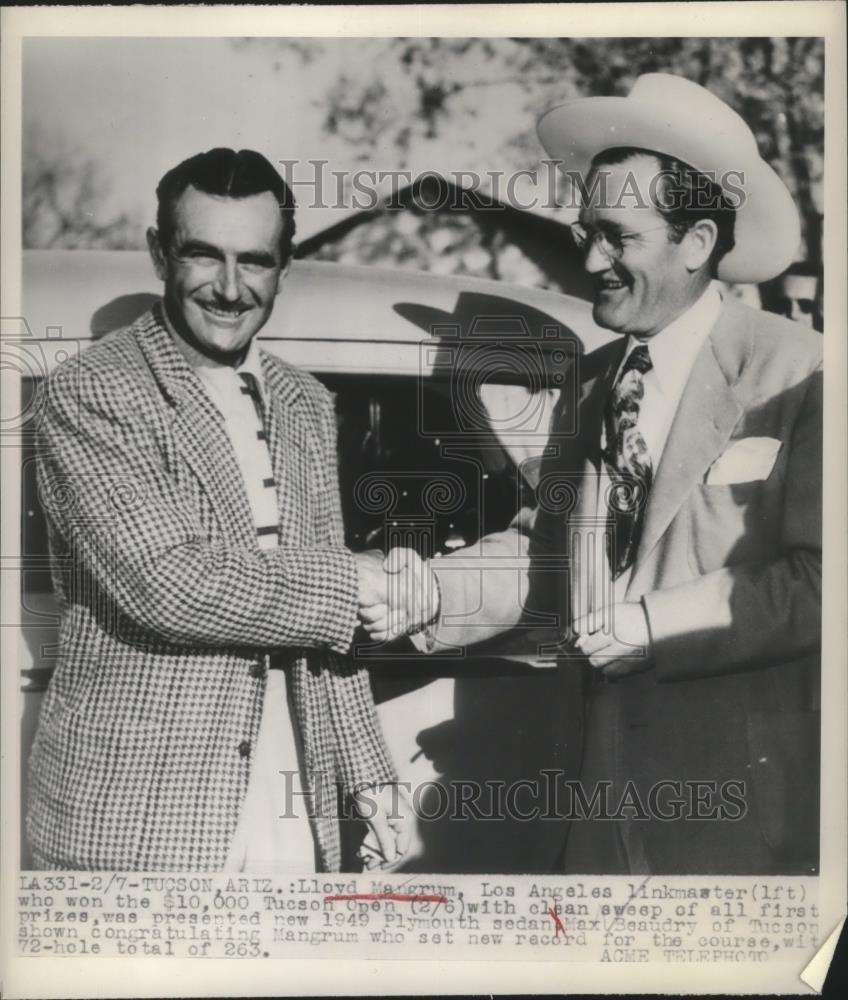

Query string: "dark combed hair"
[590, 146, 736, 275]
[155, 148, 296, 262]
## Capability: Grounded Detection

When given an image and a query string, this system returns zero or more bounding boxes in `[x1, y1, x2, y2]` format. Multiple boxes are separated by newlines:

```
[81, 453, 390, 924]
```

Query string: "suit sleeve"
[37, 359, 359, 653]
[421, 500, 562, 650]
[643, 364, 822, 680]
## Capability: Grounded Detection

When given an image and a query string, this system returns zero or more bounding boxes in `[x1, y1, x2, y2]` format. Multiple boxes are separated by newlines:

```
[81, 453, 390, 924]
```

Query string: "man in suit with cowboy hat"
[370, 74, 821, 875]
[29, 148, 411, 872]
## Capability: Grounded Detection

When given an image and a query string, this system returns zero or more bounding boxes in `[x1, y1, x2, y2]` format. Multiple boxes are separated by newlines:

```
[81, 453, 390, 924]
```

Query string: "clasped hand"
[571, 602, 653, 679]
[354, 548, 438, 642]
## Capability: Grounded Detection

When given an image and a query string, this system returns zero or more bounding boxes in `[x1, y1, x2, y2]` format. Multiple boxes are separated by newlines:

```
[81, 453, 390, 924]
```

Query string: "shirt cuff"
[407, 569, 441, 652]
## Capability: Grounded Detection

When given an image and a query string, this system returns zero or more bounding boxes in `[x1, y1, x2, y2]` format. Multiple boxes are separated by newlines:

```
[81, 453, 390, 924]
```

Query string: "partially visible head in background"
[776, 262, 822, 331]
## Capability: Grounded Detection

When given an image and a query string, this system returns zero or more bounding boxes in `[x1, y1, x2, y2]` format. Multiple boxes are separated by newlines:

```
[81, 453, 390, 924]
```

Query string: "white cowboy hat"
[537, 73, 800, 283]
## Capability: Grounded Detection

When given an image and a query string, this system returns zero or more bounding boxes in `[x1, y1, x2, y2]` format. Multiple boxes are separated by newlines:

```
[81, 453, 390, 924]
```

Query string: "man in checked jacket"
[28, 148, 408, 872]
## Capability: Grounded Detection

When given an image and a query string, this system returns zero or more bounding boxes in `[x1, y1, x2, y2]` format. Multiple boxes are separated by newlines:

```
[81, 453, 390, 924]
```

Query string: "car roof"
[21, 250, 613, 375]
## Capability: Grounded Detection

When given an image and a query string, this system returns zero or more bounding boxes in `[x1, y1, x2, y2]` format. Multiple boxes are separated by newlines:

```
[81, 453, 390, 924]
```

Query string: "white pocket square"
[705, 437, 782, 485]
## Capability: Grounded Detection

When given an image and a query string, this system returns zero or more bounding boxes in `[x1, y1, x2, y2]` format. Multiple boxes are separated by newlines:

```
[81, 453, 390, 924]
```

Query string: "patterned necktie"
[602, 344, 653, 578]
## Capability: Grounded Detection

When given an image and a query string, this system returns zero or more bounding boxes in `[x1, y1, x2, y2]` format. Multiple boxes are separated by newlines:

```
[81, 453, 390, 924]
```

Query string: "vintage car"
[16, 249, 613, 872]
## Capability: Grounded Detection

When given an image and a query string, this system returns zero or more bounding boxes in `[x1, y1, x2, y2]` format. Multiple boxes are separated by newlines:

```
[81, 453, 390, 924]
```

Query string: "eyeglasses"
[569, 221, 671, 262]
[777, 296, 816, 316]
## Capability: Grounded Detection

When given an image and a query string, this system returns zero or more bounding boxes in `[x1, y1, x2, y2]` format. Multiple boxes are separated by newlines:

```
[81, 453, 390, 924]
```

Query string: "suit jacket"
[431, 299, 822, 874]
[28, 306, 395, 871]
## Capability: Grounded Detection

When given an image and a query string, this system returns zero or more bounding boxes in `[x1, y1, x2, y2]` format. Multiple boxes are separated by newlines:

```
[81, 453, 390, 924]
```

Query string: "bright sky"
[23, 37, 553, 242]
[24, 37, 357, 237]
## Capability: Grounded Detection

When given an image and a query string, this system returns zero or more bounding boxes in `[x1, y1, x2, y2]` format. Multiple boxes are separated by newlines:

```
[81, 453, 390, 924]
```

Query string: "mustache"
[197, 298, 252, 313]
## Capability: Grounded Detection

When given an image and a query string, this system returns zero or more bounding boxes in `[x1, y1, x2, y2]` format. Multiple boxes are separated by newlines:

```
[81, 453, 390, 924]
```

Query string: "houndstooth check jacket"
[28, 305, 396, 871]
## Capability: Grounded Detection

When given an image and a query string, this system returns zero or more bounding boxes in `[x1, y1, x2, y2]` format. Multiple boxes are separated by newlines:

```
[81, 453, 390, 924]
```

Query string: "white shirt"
[579, 284, 722, 617]
[172, 333, 317, 872]
[194, 339, 280, 550]
[603, 283, 722, 471]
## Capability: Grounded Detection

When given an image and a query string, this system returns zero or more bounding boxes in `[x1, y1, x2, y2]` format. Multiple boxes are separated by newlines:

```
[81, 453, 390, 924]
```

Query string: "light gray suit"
[428, 299, 821, 874]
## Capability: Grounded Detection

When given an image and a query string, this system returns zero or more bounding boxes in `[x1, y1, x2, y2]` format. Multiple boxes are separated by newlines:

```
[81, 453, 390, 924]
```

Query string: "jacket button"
[249, 662, 264, 679]
[238, 740, 251, 758]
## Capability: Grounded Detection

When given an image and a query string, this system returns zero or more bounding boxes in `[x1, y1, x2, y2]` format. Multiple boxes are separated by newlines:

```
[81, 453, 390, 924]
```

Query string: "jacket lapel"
[134, 308, 257, 547]
[568, 340, 625, 516]
[260, 353, 312, 546]
[629, 303, 748, 575]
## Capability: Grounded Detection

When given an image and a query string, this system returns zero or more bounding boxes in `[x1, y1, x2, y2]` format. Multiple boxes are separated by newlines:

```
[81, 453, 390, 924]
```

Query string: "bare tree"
[23, 126, 142, 249]
[248, 37, 824, 271]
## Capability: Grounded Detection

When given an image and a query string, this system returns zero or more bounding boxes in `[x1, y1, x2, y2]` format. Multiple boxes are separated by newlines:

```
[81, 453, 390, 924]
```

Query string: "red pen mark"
[325, 893, 448, 904]
[549, 904, 567, 937]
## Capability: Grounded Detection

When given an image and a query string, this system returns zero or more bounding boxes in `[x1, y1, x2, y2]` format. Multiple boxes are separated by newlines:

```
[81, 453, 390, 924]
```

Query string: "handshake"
[354, 547, 440, 642]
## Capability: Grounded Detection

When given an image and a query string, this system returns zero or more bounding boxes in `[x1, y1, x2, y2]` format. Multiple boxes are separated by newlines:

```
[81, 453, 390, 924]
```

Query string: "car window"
[320, 373, 531, 559]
